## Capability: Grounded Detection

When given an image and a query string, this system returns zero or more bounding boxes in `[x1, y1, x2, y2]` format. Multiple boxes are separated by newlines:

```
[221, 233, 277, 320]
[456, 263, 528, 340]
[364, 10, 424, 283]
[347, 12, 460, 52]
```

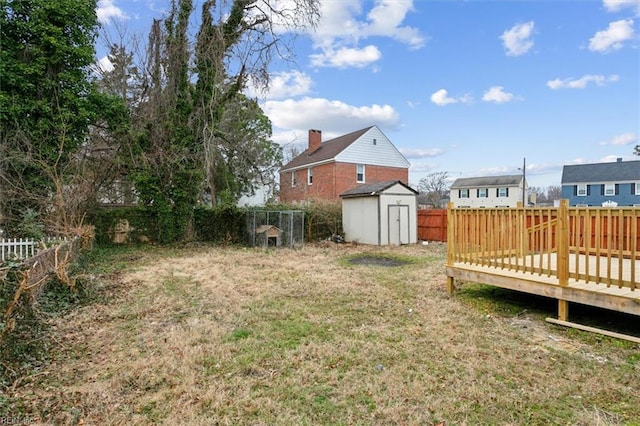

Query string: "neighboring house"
[237, 177, 277, 207]
[560, 158, 640, 207]
[449, 175, 528, 208]
[279, 126, 410, 203]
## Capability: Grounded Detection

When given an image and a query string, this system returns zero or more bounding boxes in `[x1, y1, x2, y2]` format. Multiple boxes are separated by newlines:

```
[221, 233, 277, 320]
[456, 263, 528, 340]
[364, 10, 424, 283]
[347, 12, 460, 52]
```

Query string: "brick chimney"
[308, 129, 322, 152]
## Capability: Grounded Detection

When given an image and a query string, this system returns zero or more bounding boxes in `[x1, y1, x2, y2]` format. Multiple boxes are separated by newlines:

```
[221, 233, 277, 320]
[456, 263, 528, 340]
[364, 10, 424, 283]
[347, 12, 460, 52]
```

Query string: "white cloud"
[599, 132, 638, 146]
[309, 45, 382, 68]
[400, 148, 444, 159]
[308, 0, 424, 69]
[482, 86, 516, 103]
[262, 97, 400, 145]
[603, 0, 640, 15]
[96, 0, 127, 24]
[246, 71, 313, 100]
[547, 74, 619, 89]
[430, 89, 472, 106]
[500, 21, 535, 56]
[589, 19, 635, 52]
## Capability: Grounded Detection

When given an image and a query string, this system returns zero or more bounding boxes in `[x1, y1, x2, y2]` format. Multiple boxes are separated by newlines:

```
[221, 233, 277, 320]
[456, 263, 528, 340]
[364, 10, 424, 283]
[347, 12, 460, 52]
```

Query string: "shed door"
[388, 205, 410, 245]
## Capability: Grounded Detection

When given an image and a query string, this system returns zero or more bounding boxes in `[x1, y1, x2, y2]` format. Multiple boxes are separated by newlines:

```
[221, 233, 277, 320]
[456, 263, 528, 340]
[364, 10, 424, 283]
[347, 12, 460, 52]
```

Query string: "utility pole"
[521, 157, 526, 206]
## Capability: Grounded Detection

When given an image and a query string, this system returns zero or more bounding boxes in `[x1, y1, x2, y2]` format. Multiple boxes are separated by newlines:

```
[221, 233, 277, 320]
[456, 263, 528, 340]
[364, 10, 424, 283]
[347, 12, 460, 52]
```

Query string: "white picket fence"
[1, 237, 68, 262]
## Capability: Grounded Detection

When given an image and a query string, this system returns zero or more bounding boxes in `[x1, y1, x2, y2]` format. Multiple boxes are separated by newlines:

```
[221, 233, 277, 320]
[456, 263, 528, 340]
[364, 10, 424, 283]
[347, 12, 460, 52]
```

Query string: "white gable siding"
[335, 127, 409, 168]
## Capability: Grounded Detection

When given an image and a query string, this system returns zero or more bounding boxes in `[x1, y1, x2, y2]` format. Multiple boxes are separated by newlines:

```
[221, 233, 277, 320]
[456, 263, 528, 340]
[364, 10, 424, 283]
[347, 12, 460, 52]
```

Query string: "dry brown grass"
[8, 242, 640, 425]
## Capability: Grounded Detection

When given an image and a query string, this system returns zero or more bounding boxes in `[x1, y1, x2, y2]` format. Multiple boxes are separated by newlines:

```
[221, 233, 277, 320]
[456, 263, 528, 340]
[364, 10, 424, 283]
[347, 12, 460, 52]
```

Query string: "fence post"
[557, 199, 570, 320]
[446, 202, 455, 295]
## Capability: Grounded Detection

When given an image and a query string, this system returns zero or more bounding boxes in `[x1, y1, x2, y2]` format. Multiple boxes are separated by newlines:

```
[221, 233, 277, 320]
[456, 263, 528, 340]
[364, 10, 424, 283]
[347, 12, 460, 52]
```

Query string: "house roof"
[281, 126, 373, 171]
[450, 175, 523, 189]
[340, 180, 418, 198]
[561, 160, 640, 184]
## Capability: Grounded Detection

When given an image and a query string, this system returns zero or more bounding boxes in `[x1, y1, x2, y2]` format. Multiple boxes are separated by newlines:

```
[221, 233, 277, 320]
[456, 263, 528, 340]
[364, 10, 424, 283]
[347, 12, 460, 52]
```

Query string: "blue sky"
[95, 0, 640, 190]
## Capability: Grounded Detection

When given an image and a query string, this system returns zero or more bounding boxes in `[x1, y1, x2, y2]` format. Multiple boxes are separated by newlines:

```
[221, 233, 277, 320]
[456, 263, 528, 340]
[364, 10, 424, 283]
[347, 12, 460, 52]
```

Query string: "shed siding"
[342, 197, 380, 245]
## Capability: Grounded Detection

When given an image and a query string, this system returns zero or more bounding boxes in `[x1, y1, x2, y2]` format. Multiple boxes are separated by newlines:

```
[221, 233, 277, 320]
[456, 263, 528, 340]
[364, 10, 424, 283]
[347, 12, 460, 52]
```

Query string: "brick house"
[279, 126, 410, 203]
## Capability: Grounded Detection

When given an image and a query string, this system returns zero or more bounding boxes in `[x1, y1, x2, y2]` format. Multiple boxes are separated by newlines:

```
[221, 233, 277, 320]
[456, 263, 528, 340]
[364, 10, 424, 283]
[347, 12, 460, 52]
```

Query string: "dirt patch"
[347, 255, 411, 267]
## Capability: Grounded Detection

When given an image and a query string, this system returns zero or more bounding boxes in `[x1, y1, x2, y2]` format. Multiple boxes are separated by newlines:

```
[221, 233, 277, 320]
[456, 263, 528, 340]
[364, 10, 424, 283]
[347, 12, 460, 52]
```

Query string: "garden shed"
[340, 180, 418, 245]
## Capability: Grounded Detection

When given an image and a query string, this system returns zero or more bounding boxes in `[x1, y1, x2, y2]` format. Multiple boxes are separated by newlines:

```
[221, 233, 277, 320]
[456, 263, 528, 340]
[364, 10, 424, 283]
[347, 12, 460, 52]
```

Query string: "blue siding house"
[560, 158, 640, 206]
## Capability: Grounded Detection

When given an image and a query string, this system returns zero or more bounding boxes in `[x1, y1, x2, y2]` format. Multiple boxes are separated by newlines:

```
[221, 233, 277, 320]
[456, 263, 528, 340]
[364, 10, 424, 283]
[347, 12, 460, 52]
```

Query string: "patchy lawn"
[5, 241, 640, 425]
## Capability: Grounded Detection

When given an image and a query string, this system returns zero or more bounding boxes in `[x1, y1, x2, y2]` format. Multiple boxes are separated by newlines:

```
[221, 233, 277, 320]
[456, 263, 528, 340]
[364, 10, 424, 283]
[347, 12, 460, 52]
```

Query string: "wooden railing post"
[517, 201, 525, 258]
[557, 199, 569, 320]
[446, 202, 455, 295]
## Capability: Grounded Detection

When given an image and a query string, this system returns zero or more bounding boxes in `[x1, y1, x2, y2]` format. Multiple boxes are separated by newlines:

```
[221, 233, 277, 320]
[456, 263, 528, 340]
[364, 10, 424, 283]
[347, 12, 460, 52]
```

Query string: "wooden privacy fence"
[417, 209, 447, 241]
[447, 201, 639, 291]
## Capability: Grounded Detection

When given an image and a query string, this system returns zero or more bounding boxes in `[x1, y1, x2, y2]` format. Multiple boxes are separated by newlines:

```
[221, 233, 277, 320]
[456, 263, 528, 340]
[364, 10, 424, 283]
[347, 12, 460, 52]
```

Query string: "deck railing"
[447, 200, 639, 291]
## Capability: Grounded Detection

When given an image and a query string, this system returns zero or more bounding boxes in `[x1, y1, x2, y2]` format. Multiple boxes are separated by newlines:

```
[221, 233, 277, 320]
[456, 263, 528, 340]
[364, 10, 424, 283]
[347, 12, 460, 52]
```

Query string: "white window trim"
[497, 187, 508, 198]
[635, 182, 640, 195]
[604, 183, 615, 196]
[460, 189, 469, 198]
[356, 164, 365, 183]
[291, 171, 296, 187]
[307, 167, 313, 185]
[478, 188, 488, 198]
[577, 184, 587, 196]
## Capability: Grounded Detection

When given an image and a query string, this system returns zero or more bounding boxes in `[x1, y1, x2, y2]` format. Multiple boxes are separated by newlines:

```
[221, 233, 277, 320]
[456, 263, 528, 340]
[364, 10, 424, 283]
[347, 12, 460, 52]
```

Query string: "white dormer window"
[356, 164, 365, 183]
[307, 167, 313, 185]
[604, 184, 615, 196]
[577, 185, 587, 196]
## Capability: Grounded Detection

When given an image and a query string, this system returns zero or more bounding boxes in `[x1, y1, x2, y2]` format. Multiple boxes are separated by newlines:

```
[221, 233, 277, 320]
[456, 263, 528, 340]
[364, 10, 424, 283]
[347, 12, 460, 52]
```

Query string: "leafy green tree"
[192, 0, 319, 207]
[0, 0, 111, 234]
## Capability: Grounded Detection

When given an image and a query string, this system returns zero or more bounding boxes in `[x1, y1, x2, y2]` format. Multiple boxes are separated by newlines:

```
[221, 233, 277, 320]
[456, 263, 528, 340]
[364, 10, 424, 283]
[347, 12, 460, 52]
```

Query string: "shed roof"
[450, 175, 523, 189]
[561, 160, 640, 184]
[281, 126, 373, 171]
[340, 180, 418, 198]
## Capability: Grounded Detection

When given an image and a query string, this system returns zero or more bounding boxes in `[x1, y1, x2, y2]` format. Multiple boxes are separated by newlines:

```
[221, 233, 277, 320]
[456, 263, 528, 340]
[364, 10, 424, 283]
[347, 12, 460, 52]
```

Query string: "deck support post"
[558, 300, 569, 321]
[557, 199, 570, 321]
[446, 276, 455, 295]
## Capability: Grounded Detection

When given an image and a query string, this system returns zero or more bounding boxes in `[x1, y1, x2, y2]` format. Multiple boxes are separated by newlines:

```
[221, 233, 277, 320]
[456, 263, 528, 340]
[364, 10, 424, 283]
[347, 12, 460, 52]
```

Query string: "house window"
[373, 138, 377, 145]
[635, 183, 640, 195]
[356, 164, 365, 183]
[459, 189, 469, 198]
[291, 172, 296, 187]
[497, 187, 508, 198]
[477, 188, 488, 198]
[604, 184, 615, 196]
[307, 167, 313, 185]
[577, 185, 587, 196]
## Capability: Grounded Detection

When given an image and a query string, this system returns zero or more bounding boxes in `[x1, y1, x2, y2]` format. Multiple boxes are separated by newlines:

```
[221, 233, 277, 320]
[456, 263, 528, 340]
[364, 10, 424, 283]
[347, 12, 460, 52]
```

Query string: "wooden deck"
[448, 253, 640, 317]
[446, 201, 640, 323]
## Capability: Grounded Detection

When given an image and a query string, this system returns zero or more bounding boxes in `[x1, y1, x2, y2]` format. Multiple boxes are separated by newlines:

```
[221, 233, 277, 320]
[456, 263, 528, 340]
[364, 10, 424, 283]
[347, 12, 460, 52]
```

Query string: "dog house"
[255, 224, 282, 247]
[340, 180, 418, 245]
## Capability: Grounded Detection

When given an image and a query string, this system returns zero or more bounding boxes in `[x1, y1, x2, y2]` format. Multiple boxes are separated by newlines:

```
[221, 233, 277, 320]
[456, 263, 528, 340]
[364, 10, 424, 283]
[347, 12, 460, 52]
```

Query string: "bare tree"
[192, 0, 320, 206]
[417, 172, 450, 208]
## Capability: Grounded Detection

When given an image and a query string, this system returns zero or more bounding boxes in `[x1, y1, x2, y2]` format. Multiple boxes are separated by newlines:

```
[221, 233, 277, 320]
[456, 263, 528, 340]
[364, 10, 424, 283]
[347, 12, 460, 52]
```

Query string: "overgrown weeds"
[3, 241, 640, 424]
